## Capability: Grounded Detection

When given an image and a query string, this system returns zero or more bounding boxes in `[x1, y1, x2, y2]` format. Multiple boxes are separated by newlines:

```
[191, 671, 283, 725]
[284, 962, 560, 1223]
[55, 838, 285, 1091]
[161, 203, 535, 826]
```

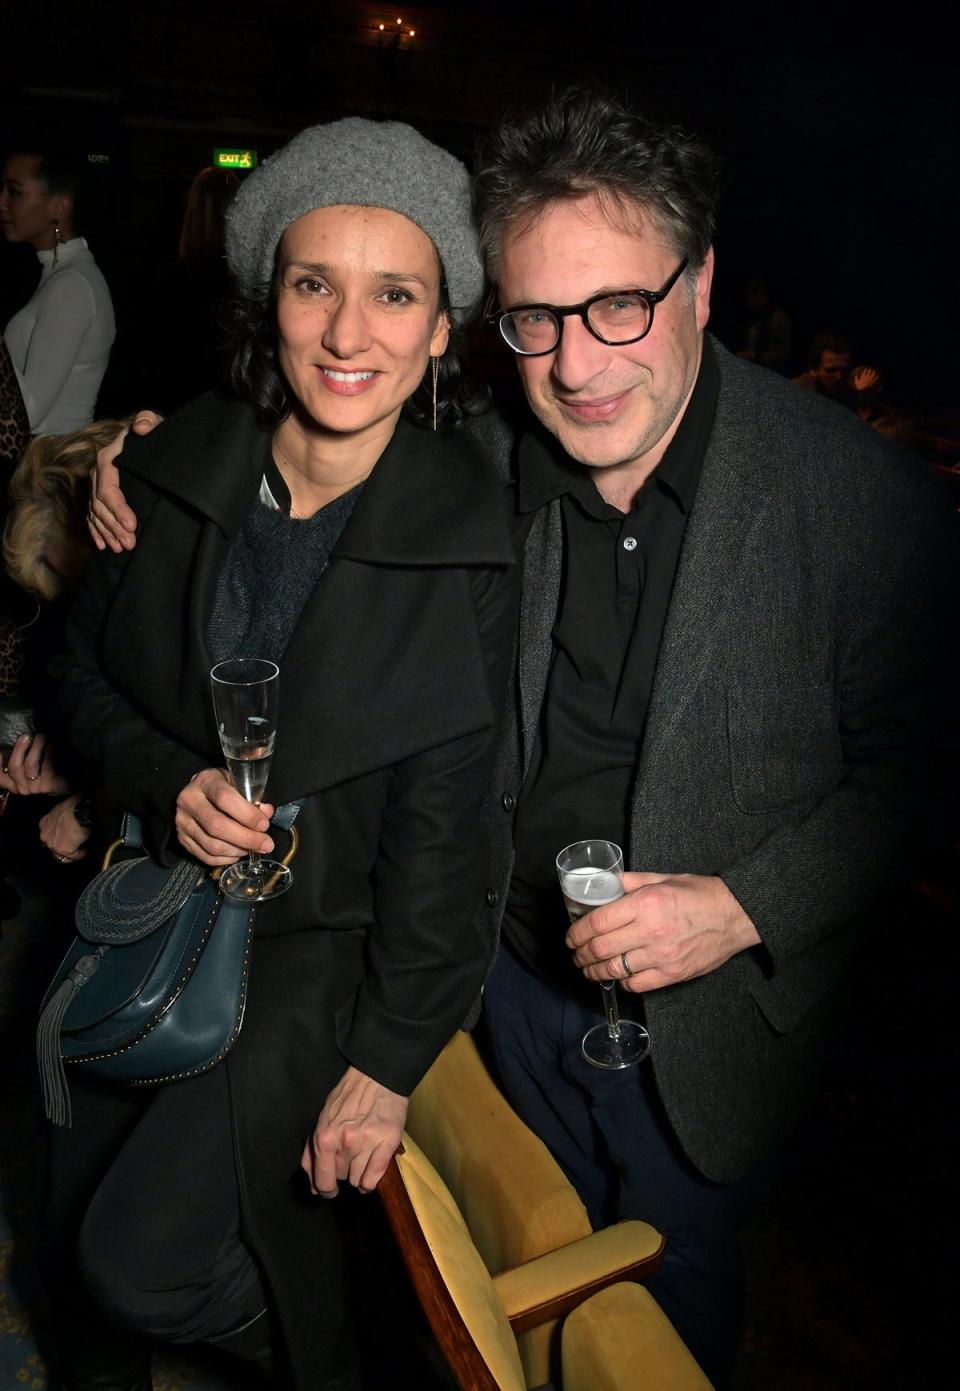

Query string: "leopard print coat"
[1, 338, 31, 697]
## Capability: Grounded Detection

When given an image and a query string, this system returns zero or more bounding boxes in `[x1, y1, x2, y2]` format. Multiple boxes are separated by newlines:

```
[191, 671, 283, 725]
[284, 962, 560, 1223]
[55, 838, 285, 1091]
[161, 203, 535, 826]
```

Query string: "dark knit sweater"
[207, 456, 363, 665]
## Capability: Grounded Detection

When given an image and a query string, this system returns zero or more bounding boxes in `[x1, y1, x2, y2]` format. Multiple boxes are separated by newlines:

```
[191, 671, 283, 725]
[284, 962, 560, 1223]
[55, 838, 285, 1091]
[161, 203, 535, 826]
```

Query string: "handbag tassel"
[37, 950, 104, 1127]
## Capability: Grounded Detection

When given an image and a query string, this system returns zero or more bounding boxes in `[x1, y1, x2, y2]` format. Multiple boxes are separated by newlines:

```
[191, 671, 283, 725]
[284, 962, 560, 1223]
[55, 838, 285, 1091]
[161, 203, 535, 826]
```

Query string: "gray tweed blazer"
[478, 336, 954, 1183]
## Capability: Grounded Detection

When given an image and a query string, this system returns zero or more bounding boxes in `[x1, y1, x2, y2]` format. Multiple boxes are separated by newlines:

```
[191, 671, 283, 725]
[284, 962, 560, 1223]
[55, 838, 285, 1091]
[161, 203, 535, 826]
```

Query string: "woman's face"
[275, 204, 450, 448]
[0, 153, 67, 250]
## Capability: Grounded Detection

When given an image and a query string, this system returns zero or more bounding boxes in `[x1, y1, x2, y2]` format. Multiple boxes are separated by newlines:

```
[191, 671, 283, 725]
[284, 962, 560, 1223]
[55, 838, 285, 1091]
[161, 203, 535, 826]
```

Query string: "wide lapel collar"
[514, 425, 574, 775]
[636, 341, 775, 782]
[518, 500, 562, 775]
[118, 393, 266, 540]
[330, 418, 516, 568]
[114, 397, 268, 750]
[265, 417, 516, 800]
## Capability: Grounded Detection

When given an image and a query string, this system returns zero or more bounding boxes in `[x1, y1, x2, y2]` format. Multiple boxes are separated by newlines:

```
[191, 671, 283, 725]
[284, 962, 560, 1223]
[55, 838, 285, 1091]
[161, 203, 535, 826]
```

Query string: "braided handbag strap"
[76, 858, 206, 945]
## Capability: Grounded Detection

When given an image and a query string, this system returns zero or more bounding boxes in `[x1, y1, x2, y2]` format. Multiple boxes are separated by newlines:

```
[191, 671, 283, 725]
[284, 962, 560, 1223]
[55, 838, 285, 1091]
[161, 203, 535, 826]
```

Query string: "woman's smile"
[316, 366, 379, 395]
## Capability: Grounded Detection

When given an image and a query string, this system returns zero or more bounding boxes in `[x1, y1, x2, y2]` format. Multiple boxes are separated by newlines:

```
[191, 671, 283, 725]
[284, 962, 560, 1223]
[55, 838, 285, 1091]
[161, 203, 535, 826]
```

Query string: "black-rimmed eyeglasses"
[485, 258, 689, 357]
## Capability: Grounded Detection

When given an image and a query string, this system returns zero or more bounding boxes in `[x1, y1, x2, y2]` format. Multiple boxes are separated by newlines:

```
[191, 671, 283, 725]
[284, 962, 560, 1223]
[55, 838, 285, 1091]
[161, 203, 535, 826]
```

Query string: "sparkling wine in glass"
[210, 658, 292, 902]
[556, 839, 650, 1070]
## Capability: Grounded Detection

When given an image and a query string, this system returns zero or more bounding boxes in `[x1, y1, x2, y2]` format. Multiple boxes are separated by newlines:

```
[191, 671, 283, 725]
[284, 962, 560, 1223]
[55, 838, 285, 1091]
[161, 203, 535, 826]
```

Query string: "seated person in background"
[735, 274, 793, 373]
[0, 145, 116, 435]
[849, 364, 920, 454]
[792, 330, 853, 403]
[1, 419, 128, 862]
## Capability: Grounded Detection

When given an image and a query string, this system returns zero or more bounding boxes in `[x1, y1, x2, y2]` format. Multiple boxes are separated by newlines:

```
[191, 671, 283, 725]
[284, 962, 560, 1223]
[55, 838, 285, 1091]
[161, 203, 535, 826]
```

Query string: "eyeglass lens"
[501, 293, 653, 354]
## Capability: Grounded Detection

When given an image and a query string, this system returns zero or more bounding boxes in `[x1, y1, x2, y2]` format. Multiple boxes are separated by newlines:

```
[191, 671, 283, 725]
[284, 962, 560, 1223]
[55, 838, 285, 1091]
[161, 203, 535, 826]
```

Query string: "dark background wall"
[3, 0, 956, 407]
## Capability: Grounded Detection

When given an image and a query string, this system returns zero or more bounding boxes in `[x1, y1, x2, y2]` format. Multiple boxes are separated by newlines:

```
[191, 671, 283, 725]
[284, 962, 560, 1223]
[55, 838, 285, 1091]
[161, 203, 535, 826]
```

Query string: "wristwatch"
[73, 794, 95, 832]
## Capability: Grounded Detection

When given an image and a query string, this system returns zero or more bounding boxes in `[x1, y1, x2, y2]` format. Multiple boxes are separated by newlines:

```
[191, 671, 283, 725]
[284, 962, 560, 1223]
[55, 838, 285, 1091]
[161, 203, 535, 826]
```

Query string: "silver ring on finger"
[54, 853, 70, 863]
[620, 950, 632, 978]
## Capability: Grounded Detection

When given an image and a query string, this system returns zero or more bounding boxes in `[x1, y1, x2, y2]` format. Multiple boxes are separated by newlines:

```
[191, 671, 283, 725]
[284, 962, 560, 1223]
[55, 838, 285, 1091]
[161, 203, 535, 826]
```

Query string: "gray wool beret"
[225, 117, 484, 322]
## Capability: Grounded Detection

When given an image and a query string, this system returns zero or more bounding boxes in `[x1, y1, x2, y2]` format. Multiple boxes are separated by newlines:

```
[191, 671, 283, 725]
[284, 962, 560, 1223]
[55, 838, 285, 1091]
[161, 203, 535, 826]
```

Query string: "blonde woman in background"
[1, 419, 129, 860]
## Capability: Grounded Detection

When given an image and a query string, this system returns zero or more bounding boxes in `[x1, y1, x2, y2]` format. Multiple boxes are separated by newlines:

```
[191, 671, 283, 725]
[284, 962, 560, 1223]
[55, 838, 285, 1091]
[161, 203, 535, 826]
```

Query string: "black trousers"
[43, 1064, 268, 1377]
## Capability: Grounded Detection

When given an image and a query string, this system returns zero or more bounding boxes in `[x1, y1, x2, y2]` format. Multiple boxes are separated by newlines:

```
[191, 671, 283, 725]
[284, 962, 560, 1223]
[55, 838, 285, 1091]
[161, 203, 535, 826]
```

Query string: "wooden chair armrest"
[493, 1220, 664, 1334]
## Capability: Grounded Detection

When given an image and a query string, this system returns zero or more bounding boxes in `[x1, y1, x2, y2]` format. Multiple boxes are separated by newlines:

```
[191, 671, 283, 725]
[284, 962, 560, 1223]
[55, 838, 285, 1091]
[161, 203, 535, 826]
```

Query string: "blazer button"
[485, 889, 499, 907]
[501, 791, 516, 812]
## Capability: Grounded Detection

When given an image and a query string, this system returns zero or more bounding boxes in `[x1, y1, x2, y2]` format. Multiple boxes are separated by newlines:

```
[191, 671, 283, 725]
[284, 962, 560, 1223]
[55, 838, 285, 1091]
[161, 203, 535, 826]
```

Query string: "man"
[87, 89, 951, 1387]
[791, 329, 853, 399]
[736, 274, 793, 372]
[471, 88, 951, 1385]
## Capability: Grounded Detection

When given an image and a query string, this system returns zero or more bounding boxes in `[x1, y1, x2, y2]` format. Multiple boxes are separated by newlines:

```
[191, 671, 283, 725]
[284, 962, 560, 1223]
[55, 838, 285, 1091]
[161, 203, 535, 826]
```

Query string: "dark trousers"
[482, 944, 772, 1389]
[43, 1064, 268, 1379]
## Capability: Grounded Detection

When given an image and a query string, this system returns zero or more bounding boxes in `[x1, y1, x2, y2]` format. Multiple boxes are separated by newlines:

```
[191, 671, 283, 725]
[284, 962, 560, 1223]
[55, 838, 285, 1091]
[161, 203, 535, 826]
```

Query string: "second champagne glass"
[556, 839, 650, 1069]
[210, 658, 292, 902]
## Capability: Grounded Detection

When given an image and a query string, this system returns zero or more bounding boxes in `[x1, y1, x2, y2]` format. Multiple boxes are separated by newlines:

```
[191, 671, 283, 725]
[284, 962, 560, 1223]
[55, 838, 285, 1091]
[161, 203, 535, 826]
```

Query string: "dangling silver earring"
[431, 355, 440, 432]
[52, 218, 65, 267]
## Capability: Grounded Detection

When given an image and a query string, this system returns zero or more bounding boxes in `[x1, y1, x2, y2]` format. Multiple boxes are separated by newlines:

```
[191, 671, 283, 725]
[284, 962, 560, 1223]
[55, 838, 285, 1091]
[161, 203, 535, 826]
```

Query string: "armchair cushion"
[562, 1283, 713, 1391]
[408, 1031, 594, 1272]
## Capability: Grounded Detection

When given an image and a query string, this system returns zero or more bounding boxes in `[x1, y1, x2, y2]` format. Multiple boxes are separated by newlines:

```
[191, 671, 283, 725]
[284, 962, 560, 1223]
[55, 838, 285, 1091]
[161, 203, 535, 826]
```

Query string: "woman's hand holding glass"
[175, 767, 275, 867]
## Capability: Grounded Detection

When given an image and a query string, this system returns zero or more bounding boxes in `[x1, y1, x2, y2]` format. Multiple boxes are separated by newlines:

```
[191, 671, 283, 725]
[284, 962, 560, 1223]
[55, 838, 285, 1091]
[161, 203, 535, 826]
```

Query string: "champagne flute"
[556, 839, 650, 1070]
[210, 658, 292, 902]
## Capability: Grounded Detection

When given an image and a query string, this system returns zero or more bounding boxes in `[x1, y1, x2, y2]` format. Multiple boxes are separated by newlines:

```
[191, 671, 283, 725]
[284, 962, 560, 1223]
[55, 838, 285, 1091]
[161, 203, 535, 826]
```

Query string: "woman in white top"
[0, 148, 115, 435]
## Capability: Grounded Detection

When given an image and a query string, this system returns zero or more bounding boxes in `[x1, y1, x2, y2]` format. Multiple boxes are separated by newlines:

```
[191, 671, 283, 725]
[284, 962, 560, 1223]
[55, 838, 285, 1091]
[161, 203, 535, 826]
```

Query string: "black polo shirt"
[502, 339, 720, 1004]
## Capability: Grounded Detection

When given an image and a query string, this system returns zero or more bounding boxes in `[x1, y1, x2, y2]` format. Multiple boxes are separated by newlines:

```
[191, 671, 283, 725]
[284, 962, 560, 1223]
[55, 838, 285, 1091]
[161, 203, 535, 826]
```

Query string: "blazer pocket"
[726, 681, 842, 814]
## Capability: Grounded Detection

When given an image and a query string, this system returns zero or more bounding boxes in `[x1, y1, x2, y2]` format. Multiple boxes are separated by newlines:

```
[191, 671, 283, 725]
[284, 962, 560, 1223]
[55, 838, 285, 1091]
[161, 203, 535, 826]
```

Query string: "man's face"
[497, 194, 712, 478]
[811, 350, 852, 398]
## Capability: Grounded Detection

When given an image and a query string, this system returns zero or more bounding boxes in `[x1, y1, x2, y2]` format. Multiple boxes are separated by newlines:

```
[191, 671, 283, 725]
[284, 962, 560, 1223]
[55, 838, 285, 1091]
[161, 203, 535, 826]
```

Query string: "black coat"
[56, 394, 517, 1385]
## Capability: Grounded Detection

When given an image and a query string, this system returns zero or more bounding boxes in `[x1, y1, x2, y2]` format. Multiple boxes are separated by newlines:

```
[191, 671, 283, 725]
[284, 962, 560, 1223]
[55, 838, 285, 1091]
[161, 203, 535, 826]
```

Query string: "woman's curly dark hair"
[227, 247, 488, 430]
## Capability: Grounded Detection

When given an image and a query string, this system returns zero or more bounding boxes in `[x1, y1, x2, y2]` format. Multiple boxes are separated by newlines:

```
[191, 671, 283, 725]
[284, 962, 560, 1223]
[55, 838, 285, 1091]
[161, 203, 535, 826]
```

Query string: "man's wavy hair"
[474, 86, 722, 287]
[227, 245, 488, 430]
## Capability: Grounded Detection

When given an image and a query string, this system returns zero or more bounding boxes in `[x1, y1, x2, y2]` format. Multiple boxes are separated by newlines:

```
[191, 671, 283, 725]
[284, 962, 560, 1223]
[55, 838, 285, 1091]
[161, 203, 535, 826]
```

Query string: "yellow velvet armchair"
[400, 1031, 688, 1388]
[379, 1132, 712, 1390]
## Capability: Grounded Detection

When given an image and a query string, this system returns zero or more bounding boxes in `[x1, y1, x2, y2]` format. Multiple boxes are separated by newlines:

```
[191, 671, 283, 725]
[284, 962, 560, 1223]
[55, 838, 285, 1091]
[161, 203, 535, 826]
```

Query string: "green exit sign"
[214, 148, 257, 170]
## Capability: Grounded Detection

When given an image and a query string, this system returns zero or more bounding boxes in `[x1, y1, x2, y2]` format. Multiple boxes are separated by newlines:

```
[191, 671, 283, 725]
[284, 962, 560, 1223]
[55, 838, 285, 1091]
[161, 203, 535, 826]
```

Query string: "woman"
[137, 164, 240, 413]
[2, 419, 129, 861]
[49, 118, 515, 1391]
[0, 146, 116, 434]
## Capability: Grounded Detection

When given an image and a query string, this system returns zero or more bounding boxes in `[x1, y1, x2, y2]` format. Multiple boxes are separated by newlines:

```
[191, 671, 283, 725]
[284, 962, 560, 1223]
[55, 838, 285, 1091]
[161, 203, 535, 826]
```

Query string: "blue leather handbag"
[37, 804, 300, 1126]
